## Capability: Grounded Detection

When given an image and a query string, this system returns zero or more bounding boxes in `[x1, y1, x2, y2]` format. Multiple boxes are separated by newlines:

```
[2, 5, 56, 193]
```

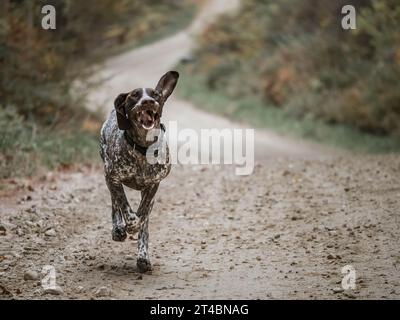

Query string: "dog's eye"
[128, 91, 140, 100]
[132, 91, 140, 99]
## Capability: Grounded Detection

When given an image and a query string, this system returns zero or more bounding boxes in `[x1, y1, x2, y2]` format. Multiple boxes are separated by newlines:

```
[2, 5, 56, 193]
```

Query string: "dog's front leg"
[105, 177, 137, 241]
[106, 178, 127, 242]
[136, 183, 159, 273]
[105, 176, 141, 241]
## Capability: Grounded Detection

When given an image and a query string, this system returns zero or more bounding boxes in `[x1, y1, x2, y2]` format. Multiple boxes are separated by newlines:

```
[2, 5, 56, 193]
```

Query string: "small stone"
[76, 286, 84, 293]
[25, 221, 35, 227]
[94, 286, 111, 297]
[96, 264, 105, 270]
[282, 170, 290, 176]
[24, 270, 39, 281]
[256, 256, 262, 261]
[43, 286, 63, 295]
[333, 287, 344, 293]
[0, 224, 6, 236]
[33, 289, 42, 295]
[11, 251, 21, 258]
[344, 292, 356, 299]
[45, 229, 56, 237]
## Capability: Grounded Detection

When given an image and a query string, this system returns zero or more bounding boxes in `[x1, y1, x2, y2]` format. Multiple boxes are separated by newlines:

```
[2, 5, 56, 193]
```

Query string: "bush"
[189, 0, 400, 136]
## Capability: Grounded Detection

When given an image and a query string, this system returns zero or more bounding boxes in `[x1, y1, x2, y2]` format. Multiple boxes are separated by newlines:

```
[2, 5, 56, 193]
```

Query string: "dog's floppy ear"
[114, 92, 131, 130]
[155, 71, 179, 102]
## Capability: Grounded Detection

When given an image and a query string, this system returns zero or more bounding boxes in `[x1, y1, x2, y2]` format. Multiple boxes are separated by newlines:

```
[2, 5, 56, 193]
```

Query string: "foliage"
[0, 0, 195, 120]
[189, 0, 400, 137]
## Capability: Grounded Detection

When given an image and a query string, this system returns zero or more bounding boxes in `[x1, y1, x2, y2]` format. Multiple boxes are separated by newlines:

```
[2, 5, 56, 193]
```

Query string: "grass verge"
[176, 67, 400, 154]
[0, 107, 100, 179]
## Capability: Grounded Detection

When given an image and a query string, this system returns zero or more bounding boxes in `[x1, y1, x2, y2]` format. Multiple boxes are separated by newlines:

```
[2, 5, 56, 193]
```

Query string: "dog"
[100, 71, 179, 273]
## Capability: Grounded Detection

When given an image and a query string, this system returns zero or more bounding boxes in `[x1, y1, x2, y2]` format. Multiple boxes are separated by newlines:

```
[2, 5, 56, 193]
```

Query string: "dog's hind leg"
[136, 183, 159, 273]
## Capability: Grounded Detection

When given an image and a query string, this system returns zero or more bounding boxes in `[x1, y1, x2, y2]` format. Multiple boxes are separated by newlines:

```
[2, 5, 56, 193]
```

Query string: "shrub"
[189, 0, 400, 136]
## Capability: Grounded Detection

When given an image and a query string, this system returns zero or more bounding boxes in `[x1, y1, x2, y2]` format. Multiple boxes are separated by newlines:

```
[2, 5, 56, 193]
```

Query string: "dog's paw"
[126, 223, 140, 235]
[137, 257, 152, 273]
[112, 224, 127, 242]
[125, 212, 140, 235]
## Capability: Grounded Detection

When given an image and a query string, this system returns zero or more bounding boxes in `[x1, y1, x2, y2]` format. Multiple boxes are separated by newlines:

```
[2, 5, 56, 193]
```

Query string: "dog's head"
[114, 71, 179, 132]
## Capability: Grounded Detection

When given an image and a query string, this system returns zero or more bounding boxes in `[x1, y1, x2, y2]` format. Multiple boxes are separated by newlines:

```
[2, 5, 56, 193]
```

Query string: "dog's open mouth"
[139, 110, 159, 130]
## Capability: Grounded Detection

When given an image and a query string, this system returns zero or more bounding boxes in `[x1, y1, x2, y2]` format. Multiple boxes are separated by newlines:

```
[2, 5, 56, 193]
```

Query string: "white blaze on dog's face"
[114, 71, 179, 131]
[137, 88, 159, 130]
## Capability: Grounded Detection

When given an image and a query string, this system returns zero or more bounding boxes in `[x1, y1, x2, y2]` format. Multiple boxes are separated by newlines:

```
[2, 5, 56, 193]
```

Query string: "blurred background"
[0, 0, 198, 178]
[179, 0, 400, 153]
[1, 0, 399, 180]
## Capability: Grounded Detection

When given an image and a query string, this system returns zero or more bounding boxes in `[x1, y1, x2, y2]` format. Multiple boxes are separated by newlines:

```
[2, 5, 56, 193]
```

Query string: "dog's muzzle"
[139, 109, 159, 130]
[134, 100, 160, 131]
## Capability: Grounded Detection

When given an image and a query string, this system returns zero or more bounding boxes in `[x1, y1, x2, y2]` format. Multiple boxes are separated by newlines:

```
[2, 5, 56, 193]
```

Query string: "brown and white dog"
[100, 71, 179, 272]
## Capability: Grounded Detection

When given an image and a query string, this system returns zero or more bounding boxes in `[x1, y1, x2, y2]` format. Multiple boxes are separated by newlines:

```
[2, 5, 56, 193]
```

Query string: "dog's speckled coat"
[100, 71, 179, 273]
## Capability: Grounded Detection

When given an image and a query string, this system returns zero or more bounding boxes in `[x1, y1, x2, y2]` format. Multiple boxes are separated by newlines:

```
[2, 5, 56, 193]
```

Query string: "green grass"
[176, 68, 400, 154]
[0, 107, 100, 179]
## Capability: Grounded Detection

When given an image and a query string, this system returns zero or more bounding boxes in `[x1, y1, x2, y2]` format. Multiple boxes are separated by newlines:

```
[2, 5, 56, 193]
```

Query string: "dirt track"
[1, 0, 399, 299]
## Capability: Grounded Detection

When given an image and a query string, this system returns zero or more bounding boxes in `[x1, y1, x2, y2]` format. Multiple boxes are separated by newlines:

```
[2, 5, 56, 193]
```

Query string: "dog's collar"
[124, 123, 166, 156]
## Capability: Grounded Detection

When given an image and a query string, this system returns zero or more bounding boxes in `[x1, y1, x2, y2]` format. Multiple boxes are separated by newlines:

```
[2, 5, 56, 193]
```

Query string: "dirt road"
[1, 0, 399, 300]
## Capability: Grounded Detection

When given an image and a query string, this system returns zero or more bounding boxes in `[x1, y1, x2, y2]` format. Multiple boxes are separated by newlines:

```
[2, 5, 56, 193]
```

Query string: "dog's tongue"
[143, 111, 153, 123]
[141, 111, 155, 130]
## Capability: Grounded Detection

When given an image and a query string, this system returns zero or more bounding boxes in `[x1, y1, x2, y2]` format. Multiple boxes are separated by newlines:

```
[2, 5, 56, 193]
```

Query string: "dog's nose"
[140, 98, 156, 107]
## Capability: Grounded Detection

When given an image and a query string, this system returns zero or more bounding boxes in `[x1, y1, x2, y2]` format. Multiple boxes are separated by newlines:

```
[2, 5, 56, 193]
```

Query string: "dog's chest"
[112, 148, 171, 190]
[122, 162, 171, 190]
